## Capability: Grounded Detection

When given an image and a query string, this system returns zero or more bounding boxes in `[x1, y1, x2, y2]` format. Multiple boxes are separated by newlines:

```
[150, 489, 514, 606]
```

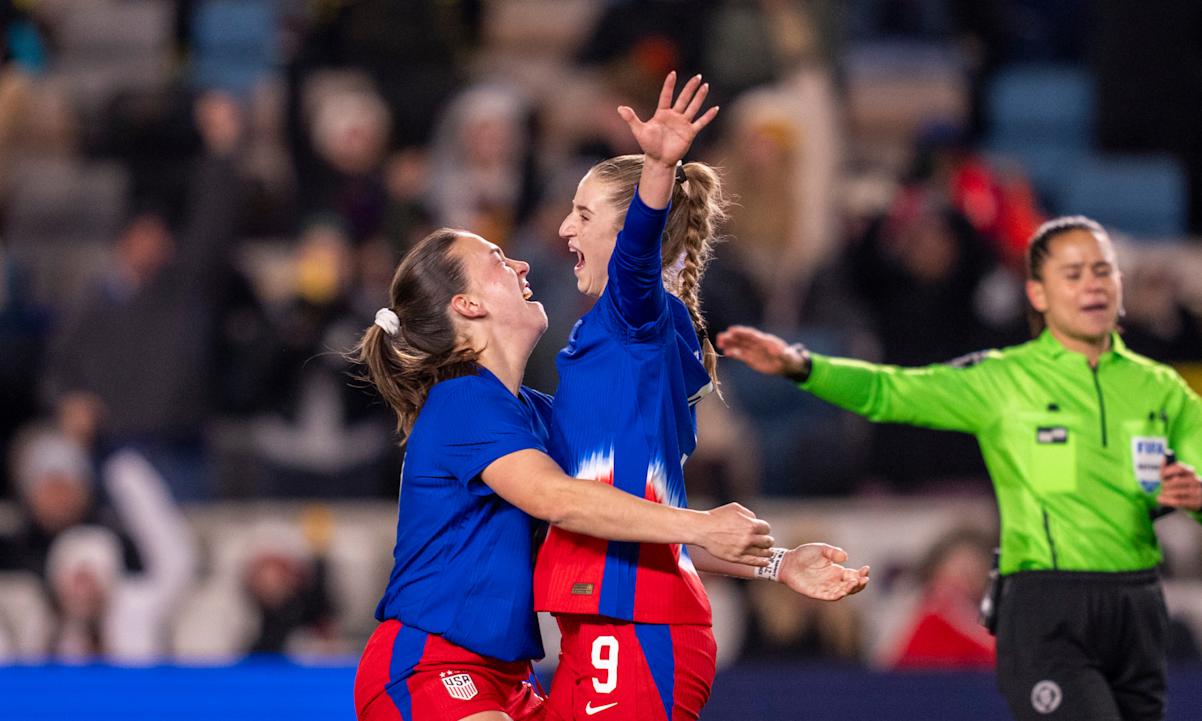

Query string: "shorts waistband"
[1003, 568, 1159, 585]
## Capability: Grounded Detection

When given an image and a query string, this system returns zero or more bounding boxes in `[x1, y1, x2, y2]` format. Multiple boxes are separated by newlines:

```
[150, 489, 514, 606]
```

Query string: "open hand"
[618, 71, 719, 169]
[778, 543, 870, 601]
[716, 325, 805, 377]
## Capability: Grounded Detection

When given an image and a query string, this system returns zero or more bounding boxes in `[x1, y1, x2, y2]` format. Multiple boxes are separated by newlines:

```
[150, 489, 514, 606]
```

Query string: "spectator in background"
[1120, 261, 1202, 364]
[702, 0, 835, 101]
[42, 448, 196, 663]
[251, 217, 397, 498]
[576, 0, 711, 99]
[887, 527, 996, 670]
[0, 426, 138, 580]
[0, 566, 50, 661]
[427, 83, 538, 249]
[710, 76, 842, 331]
[575, 0, 833, 158]
[840, 194, 1009, 492]
[42, 92, 244, 501]
[301, 76, 391, 243]
[576, 0, 834, 110]
[0, 0, 38, 174]
[171, 514, 342, 662]
[240, 519, 337, 656]
[907, 123, 1044, 269]
[284, 0, 473, 153]
[0, 245, 50, 498]
[850, 191, 1013, 366]
[237, 82, 298, 238]
[380, 147, 435, 254]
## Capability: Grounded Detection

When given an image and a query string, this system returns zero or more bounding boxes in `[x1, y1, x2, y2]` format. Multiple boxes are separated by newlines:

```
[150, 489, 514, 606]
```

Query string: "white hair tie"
[374, 308, 400, 336]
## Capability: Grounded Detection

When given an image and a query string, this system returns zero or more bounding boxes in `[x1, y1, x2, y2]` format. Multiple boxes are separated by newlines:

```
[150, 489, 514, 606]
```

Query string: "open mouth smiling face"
[560, 171, 622, 298]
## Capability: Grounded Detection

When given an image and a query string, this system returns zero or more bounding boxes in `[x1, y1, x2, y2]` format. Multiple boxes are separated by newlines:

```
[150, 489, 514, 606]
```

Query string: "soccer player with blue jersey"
[351, 227, 778, 721]
[533, 73, 870, 721]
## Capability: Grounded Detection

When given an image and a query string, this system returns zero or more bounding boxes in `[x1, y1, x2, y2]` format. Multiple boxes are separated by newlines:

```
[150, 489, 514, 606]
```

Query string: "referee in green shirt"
[718, 216, 1202, 721]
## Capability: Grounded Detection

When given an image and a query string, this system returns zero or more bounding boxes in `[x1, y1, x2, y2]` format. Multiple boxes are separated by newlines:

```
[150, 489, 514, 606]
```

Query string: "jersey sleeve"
[432, 380, 548, 496]
[801, 351, 1002, 434]
[1163, 370, 1202, 526]
[606, 190, 670, 331]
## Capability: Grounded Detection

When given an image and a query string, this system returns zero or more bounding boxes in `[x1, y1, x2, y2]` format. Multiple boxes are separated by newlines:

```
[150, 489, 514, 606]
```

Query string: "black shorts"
[995, 569, 1167, 721]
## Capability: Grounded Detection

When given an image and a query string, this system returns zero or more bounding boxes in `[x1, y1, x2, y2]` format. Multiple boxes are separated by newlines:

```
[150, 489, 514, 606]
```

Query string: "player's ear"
[450, 294, 487, 319]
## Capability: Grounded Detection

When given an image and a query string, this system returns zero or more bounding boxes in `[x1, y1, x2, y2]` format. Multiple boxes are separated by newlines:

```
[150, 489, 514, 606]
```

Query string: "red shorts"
[355, 620, 545, 721]
[545, 616, 716, 721]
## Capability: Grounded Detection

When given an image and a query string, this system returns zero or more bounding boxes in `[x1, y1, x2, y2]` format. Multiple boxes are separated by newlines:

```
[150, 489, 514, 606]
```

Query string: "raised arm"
[609, 72, 719, 327]
[102, 450, 198, 610]
[482, 449, 772, 566]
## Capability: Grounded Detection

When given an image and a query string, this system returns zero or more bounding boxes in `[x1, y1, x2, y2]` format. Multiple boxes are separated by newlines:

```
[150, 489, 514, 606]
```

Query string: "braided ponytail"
[351, 228, 479, 438]
[663, 162, 728, 389]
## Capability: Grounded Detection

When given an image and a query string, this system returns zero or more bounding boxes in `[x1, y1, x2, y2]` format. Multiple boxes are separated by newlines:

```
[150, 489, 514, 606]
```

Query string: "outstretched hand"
[778, 543, 870, 601]
[716, 325, 805, 378]
[618, 71, 719, 169]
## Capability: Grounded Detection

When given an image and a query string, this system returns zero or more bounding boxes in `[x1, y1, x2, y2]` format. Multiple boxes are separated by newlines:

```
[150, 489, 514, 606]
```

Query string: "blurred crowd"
[1, 0, 1202, 668]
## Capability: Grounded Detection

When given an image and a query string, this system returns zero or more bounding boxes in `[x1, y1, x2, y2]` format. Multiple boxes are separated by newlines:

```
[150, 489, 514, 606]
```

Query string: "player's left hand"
[1159, 456, 1202, 511]
[778, 543, 870, 601]
[617, 71, 719, 169]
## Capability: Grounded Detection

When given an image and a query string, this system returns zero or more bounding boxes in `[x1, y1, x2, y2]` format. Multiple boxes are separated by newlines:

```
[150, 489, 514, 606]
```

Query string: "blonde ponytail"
[664, 162, 729, 391]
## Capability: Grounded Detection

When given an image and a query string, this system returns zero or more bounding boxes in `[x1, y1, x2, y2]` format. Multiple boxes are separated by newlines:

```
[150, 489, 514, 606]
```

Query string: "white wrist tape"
[755, 547, 787, 582]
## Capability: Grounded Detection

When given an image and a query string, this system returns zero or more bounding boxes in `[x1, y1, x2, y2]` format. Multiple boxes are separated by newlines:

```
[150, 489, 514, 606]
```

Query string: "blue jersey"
[375, 367, 552, 662]
[534, 192, 713, 625]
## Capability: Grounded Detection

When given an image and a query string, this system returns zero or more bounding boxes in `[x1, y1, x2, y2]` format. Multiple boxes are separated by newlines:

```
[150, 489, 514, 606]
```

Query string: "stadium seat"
[984, 138, 1081, 213]
[190, 0, 278, 93]
[984, 65, 1094, 214]
[1061, 154, 1187, 238]
[844, 41, 969, 170]
[3, 158, 129, 304]
[987, 64, 1093, 148]
[55, 0, 173, 113]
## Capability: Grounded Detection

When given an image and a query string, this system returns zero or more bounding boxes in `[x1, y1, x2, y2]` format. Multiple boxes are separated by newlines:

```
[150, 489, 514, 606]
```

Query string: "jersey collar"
[477, 364, 533, 405]
[1036, 328, 1131, 364]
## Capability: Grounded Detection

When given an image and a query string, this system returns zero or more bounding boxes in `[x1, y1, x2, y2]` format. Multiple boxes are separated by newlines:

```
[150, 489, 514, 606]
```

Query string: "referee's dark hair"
[1024, 215, 1110, 336]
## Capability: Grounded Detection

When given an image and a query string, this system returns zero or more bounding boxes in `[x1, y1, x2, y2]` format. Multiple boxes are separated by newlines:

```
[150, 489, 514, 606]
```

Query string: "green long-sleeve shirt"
[801, 330, 1202, 575]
